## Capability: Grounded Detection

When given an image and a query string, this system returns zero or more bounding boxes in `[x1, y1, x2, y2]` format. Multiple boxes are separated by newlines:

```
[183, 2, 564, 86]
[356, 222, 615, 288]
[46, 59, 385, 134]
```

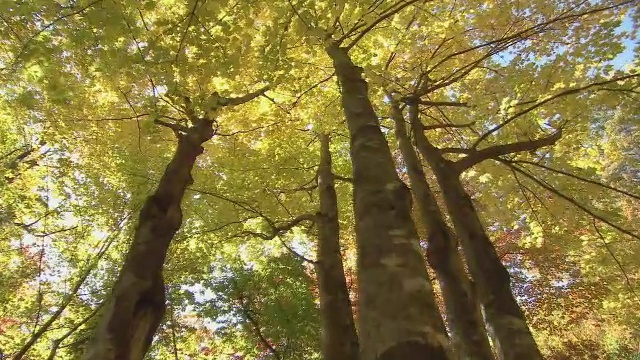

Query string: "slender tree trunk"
[83, 119, 216, 360]
[390, 102, 494, 360]
[316, 133, 360, 360]
[325, 42, 450, 360]
[409, 105, 542, 360]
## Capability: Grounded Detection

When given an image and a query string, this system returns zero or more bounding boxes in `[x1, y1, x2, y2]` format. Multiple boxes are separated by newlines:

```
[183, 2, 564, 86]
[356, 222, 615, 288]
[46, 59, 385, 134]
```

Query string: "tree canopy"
[0, 0, 639, 359]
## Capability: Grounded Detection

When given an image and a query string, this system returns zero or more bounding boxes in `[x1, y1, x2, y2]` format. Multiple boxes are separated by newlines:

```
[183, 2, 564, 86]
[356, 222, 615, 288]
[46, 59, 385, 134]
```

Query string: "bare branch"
[291, 73, 335, 108]
[87, 114, 149, 122]
[275, 175, 319, 194]
[174, 0, 200, 65]
[11, 216, 129, 360]
[45, 302, 105, 360]
[217, 122, 281, 137]
[235, 214, 317, 264]
[509, 166, 551, 227]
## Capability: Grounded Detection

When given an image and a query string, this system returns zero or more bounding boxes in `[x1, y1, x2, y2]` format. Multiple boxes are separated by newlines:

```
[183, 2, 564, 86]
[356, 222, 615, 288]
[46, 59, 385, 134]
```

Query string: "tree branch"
[592, 219, 639, 301]
[238, 296, 283, 360]
[45, 302, 105, 360]
[235, 214, 317, 264]
[509, 159, 640, 201]
[405, 98, 470, 108]
[153, 119, 190, 134]
[343, 0, 422, 50]
[174, 0, 200, 65]
[11, 0, 103, 68]
[500, 160, 640, 242]
[218, 85, 271, 107]
[473, 74, 639, 148]
[11, 218, 127, 360]
[183, 96, 199, 124]
[457, 130, 562, 171]
[422, 121, 475, 131]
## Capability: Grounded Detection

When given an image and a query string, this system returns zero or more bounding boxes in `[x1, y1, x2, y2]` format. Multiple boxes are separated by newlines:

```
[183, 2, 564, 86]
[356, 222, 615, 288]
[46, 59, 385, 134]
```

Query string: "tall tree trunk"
[83, 118, 216, 360]
[389, 101, 494, 360]
[409, 105, 542, 360]
[316, 133, 360, 360]
[325, 42, 450, 360]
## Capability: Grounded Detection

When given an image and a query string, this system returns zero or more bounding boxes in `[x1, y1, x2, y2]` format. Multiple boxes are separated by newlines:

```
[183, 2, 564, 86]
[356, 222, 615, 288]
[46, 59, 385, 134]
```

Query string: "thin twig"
[592, 219, 639, 301]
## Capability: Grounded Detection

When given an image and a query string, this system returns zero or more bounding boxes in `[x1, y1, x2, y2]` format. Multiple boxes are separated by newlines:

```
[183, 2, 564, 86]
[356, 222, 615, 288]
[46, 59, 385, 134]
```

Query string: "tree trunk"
[316, 133, 360, 360]
[390, 102, 494, 360]
[325, 42, 450, 360]
[409, 105, 542, 360]
[83, 119, 216, 360]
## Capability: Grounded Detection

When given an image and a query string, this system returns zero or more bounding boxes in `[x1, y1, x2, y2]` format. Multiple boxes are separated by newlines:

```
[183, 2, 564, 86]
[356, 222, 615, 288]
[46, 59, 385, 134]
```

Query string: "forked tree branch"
[45, 302, 105, 360]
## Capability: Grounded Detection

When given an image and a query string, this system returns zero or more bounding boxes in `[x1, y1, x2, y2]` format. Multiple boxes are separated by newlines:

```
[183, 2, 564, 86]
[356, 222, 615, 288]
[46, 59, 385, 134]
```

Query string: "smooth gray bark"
[390, 101, 494, 360]
[325, 42, 451, 360]
[316, 133, 360, 360]
[409, 105, 542, 360]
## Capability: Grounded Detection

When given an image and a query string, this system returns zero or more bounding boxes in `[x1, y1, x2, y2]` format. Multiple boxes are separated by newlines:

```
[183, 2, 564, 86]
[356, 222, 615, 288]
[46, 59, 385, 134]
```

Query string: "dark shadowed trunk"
[83, 118, 215, 360]
[316, 133, 360, 360]
[325, 41, 450, 360]
[389, 101, 494, 360]
[409, 104, 542, 360]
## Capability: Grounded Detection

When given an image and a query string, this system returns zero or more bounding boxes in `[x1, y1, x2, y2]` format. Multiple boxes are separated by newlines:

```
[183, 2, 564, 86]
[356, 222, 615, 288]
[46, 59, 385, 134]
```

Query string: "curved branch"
[10, 0, 103, 68]
[509, 159, 640, 201]
[421, 120, 475, 131]
[174, 0, 200, 65]
[500, 160, 640, 241]
[154, 119, 189, 134]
